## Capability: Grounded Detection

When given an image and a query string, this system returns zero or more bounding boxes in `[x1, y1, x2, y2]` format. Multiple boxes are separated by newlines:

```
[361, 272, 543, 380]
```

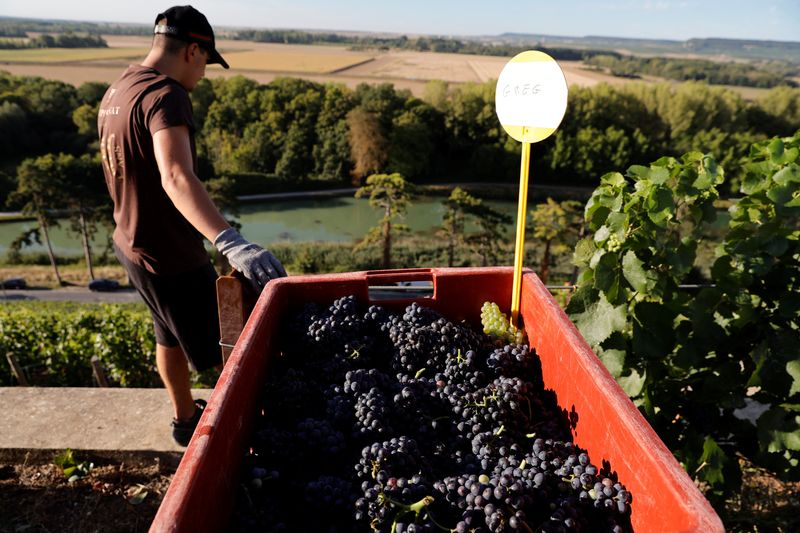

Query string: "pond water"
[0, 196, 520, 257]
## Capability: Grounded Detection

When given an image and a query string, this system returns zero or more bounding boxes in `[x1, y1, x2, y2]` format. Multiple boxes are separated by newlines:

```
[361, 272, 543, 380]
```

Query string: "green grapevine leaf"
[593, 225, 610, 244]
[757, 406, 800, 452]
[632, 301, 676, 360]
[573, 237, 595, 267]
[594, 252, 622, 303]
[741, 162, 772, 194]
[586, 204, 610, 230]
[600, 172, 626, 188]
[666, 240, 696, 275]
[622, 250, 652, 293]
[775, 146, 799, 165]
[692, 172, 714, 191]
[617, 368, 646, 397]
[598, 348, 625, 378]
[606, 212, 628, 238]
[569, 290, 627, 347]
[697, 436, 729, 487]
[645, 187, 674, 227]
[649, 166, 670, 185]
[625, 165, 650, 180]
[767, 138, 785, 163]
[767, 184, 794, 205]
[772, 164, 800, 186]
[785, 194, 800, 208]
[788, 360, 800, 397]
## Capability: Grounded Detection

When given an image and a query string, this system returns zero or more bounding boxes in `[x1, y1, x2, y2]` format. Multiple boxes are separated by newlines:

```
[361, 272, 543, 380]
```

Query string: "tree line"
[0, 32, 108, 50]
[234, 29, 590, 61]
[2, 69, 800, 207]
[584, 54, 797, 88]
[0, 18, 150, 36]
[1, 69, 799, 279]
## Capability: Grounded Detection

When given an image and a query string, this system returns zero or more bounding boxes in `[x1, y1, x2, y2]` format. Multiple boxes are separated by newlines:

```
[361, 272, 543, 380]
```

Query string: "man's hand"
[213, 228, 287, 290]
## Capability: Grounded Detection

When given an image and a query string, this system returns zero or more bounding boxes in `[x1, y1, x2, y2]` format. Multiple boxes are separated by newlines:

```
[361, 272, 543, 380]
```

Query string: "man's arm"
[152, 125, 287, 288]
[152, 125, 229, 242]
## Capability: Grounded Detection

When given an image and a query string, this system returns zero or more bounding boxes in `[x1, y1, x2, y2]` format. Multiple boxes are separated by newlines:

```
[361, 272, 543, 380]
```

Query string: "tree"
[464, 197, 512, 267]
[60, 153, 109, 281]
[388, 109, 435, 181]
[314, 119, 351, 181]
[756, 86, 800, 134]
[347, 107, 388, 184]
[529, 198, 583, 284]
[275, 122, 314, 181]
[10, 154, 68, 285]
[314, 84, 355, 181]
[440, 187, 480, 267]
[76, 81, 109, 105]
[355, 173, 415, 269]
[0, 101, 32, 159]
[423, 80, 449, 111]
[548, 125, 641, 183]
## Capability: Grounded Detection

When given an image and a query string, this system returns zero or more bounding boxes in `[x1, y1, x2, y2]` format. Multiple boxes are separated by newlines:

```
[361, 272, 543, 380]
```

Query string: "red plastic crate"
[151, 267, 722, 532]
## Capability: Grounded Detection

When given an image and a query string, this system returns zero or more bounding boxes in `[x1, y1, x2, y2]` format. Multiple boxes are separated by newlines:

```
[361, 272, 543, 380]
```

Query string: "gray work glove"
[213, 228, 287, 291]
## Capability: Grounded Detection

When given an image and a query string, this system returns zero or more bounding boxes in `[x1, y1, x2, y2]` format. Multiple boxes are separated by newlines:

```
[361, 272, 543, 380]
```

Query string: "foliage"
[346, 106, 388, 183]
[10, 153, 69, 284]
[53, 449, 93, 483]
[566, 133, 800, 502]
[584, 54, 797, 88]
[270, 235, 572, 278]
[529, 198, 583, 284]
[0, 33, 108, 50]
[354, 173, 415, 268]
[438, 187, 513, 267]
[439, 187, 480, 267]
[1, 302, 160, 387]
[463, 195, 513, 267]
[2, 71, 800, 204]
[710, 133, 800, 480]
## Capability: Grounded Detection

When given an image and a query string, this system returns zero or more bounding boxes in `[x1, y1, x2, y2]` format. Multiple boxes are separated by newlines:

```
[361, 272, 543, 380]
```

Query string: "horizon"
[0, 0, 798, 43]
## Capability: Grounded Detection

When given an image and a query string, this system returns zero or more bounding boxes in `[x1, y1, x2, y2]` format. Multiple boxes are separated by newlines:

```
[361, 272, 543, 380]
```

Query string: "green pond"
[0, 196, 520, 257]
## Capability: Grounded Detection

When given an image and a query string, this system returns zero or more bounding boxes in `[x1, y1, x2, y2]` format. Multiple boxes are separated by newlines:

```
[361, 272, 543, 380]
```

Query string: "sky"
[0, 0, 798, 42]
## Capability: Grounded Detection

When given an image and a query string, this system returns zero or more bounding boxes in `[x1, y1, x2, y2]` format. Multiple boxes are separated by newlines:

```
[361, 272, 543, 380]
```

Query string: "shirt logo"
[100, 133, 124, 179]
[99, 106, 121, 117]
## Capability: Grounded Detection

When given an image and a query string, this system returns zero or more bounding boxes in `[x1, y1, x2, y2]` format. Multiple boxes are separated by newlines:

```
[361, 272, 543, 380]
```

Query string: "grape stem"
[385, 494, 435, 533]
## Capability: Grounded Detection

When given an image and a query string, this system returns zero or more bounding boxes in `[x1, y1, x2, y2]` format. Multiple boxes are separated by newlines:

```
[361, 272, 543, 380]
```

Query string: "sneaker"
[171, 399, 207, 446]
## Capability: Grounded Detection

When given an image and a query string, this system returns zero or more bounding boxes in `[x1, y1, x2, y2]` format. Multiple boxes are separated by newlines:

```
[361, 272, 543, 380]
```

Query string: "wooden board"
[215, 273, 256, 365]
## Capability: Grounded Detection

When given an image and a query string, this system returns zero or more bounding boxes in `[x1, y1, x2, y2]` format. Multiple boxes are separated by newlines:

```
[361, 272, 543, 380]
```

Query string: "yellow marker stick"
[511, 141, 531, 328]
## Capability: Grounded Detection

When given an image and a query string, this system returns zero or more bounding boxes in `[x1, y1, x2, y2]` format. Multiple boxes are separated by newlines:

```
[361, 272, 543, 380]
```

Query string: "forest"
[2, 69, 799, 212]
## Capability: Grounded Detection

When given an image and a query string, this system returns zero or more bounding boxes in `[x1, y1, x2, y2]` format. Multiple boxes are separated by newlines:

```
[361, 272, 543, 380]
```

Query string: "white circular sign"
[495, 50, 568, 143]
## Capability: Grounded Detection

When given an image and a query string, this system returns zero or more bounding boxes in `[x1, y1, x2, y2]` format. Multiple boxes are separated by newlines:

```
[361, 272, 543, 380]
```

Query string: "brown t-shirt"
[97, 64, 209, 275]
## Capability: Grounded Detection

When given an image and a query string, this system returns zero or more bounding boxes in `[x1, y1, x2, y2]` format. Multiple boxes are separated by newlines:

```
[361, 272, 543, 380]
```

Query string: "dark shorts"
[115, 246, 221, 372]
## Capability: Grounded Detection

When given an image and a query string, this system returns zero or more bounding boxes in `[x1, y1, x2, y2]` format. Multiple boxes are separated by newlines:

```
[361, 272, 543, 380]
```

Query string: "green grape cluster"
[606, 233, 622, 252]
[480, 301, 525, 344]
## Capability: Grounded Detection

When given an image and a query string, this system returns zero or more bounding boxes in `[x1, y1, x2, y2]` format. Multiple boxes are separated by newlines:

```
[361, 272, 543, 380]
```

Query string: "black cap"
[154, 5, 229, 69]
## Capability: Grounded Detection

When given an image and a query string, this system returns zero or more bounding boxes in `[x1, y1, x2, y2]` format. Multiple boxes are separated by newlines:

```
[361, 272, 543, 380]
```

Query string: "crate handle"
[365, 269, 435, 302]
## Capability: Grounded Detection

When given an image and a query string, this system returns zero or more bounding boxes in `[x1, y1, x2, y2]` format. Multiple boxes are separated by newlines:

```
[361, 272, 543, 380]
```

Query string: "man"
[97, 5, 286, 446]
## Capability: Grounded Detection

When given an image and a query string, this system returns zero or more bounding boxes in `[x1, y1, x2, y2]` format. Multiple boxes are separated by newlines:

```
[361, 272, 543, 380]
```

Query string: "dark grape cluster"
[230, 296, 633, 532]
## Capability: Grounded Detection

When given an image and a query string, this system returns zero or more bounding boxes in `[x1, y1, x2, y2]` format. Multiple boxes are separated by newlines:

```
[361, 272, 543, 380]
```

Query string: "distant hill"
[494, 33, 800, 63]
[1, 15, 798, 64]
